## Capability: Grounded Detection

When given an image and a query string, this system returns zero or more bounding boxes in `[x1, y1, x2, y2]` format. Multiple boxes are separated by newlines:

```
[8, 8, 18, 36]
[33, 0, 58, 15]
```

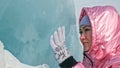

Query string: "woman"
[50, 6, 120, 68]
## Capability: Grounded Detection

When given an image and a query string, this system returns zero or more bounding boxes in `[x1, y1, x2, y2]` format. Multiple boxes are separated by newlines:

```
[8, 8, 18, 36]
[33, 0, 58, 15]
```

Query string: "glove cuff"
[59, 56, 77, 68]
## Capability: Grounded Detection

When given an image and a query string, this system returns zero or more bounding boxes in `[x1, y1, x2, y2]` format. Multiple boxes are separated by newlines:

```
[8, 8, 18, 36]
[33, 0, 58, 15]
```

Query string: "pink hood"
[79, 6, 120, 68]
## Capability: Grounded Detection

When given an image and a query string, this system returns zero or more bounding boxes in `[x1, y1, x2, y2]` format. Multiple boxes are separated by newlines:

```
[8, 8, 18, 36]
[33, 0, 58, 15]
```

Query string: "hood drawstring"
[83, 52, 93, 68]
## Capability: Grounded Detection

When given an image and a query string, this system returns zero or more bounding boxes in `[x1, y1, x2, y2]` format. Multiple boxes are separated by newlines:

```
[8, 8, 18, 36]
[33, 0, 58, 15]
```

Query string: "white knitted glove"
[50, 26, 71, 63]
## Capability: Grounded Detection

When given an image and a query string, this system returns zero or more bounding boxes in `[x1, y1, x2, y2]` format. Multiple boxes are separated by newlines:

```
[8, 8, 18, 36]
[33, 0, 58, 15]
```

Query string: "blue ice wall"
[0, 0, 82, 68]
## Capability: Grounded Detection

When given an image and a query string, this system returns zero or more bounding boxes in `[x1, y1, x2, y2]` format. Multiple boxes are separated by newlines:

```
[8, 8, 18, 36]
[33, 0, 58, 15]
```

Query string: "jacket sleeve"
[110, 63, 120, 68]
[108, 53, 120, 68]
[72, 62, 85, 68]
[59, 56, 85, 68]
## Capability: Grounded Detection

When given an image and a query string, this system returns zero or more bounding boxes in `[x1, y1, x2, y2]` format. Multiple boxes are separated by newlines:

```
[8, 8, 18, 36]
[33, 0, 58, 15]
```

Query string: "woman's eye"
[79, 31, 82, 34]
[85, 29, 90, 32]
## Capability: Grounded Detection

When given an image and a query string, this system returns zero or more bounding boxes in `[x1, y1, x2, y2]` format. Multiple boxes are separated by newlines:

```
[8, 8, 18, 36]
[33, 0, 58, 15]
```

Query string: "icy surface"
[0, 41, 50, 68]
[0, 0, 82, 68]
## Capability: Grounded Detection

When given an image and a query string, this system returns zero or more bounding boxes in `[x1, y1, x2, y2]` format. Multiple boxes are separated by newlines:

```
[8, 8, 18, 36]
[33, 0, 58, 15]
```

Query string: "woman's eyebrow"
[83, 26, 88, 29]
[80, 26, 86, 31]
[80, 25, 90, 30]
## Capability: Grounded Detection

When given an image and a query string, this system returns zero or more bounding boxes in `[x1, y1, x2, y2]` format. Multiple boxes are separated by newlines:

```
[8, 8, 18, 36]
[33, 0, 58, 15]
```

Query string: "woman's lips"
[83, 42, 88, 46]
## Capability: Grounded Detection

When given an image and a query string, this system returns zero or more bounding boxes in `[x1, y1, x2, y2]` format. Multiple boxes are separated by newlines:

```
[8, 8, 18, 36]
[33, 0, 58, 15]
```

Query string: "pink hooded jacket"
[73, 6, 120, 68]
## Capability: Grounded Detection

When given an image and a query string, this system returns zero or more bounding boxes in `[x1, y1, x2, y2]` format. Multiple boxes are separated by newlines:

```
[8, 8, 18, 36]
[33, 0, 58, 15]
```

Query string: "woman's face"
[79, 25, 92, 52]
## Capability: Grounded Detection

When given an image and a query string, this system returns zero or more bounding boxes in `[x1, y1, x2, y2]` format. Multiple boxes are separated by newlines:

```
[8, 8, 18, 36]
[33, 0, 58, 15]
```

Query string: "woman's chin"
[84, 49, 89, 52]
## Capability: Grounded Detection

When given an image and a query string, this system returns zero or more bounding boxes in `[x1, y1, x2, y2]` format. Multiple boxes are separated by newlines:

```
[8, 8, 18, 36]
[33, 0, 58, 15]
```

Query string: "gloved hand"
[50, 26, 71, 63]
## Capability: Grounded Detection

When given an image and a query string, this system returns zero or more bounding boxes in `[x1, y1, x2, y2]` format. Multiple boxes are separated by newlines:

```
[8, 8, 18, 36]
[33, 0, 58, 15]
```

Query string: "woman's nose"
[80, 33, 86, 40]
